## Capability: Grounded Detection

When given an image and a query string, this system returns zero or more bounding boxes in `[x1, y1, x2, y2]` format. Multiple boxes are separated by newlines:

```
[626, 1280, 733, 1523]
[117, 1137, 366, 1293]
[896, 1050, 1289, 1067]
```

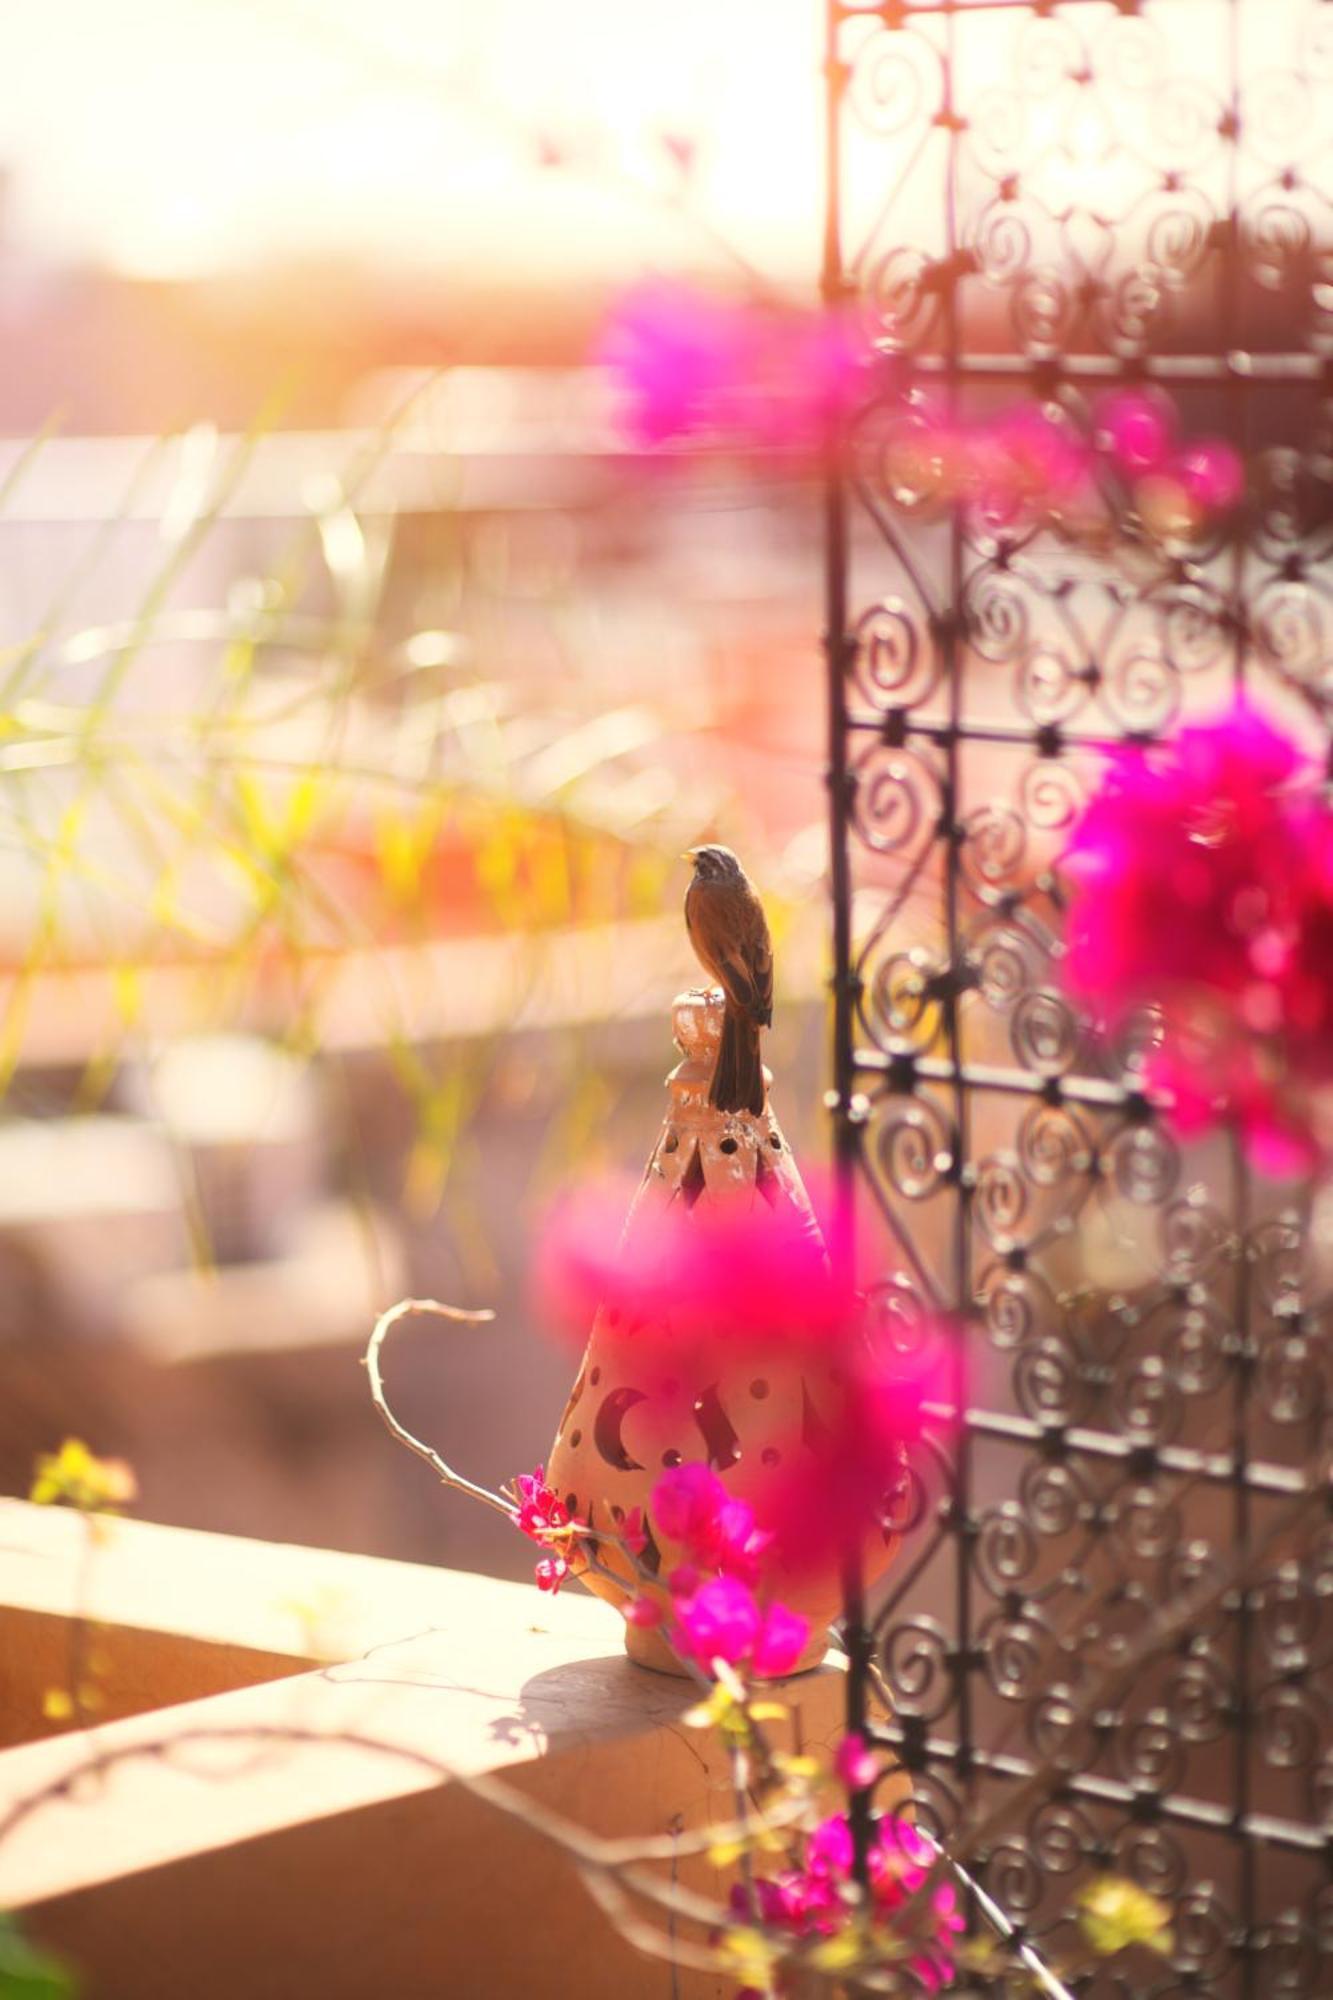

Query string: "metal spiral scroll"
[824, 0, 1333, 1991]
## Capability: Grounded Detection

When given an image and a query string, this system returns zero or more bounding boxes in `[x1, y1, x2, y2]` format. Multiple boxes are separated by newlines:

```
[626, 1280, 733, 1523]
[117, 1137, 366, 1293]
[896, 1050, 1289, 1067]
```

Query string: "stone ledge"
[0, 1505, 865, 1999]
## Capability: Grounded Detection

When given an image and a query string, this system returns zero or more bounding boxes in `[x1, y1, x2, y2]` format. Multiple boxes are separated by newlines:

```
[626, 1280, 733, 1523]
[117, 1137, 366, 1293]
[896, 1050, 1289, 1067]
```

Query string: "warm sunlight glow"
[1, 0, 822, 281]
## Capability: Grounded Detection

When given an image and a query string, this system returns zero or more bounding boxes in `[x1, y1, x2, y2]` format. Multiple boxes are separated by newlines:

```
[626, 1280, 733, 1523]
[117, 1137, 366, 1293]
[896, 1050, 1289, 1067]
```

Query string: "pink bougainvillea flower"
[512, 1465, 570, 1541]
[649, 1463, 775, 1581]
[1094, 388, 1177, 477]
[672, 1573, 761, 1670]
[1149, 1039, 1321, 1179]
[755, 1346, 927, 1578]
[1063, 698, 1333, 1171]
[597, 280, 865, 458]
[533, 1180, 856, 1372]
[734, 1811, 964, 1983]
[509, 1462, 585, 1594]
[652, 1462, 730, 1551]
[536, 1186, 940, 1586]
[535, 1554, 571, 1594]
[971, 403, 1091, 523]
[1174, 437, 1245, 513]
[623, 1594, 664, 1628]
[598, 283, 748, 448]
[621, 1505, 648, 1557]
[1062, 699, 1317, 1013]
[741, 307, 866, 454]
[749, 1599, 810, 1677]
[671, 1573, 809, 1679]
[651, 1467, 810, 1674]
[714, 1497, 775, 1582]
[834, 1731, 880, 1791]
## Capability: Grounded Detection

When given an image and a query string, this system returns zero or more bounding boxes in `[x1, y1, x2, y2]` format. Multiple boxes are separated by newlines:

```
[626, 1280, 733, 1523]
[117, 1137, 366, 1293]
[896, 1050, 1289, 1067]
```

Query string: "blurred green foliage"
[0, 1916, 76, 2000]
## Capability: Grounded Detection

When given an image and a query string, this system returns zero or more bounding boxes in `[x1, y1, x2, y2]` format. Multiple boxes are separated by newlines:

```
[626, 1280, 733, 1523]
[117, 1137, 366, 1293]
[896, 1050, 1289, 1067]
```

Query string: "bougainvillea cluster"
[1095, 387, 1244, 537]
[509, 1463, 586, 1593]
[514, 1187, 956, 1987]
[1062, 698, 1333, 1174]
[533, 1176, 854, 1369]
[891, 387, 1243, 536]
[730, 1810, 965, 1996]
[533, 1186, 928, 1574]
[598, 282, 1245, 540]
[629, 1461, 810, 1677]
[598, 281, 864, 456]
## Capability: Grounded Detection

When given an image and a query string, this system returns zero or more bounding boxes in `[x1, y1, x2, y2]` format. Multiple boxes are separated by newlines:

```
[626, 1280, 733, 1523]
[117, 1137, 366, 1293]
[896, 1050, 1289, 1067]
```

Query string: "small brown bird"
[684, 845, 773, 1116]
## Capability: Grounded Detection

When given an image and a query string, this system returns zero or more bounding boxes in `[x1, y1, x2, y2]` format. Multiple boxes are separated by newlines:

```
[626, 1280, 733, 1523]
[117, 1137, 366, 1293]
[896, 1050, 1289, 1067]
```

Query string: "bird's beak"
[682, 848, 698, 863]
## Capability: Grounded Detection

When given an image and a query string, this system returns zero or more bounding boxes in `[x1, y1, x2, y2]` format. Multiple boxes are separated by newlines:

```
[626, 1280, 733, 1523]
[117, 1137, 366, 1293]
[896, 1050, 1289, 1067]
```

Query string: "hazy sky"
[1, 0, 823, 283]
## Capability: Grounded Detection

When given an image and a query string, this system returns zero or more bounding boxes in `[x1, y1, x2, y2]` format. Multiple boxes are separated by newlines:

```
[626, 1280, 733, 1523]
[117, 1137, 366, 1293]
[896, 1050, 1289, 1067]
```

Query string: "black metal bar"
[852, 1051, 1136, 1108]
[822, 0, 880, 1917]
[888, 352, 1324, 382]
[925, 1404, 1329, 1497]
[865, 1725, 1333, 1856]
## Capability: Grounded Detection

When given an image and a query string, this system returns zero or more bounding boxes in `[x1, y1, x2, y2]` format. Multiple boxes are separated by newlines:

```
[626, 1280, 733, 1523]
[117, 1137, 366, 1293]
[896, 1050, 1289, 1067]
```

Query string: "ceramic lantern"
[543, 986, 903, 1675]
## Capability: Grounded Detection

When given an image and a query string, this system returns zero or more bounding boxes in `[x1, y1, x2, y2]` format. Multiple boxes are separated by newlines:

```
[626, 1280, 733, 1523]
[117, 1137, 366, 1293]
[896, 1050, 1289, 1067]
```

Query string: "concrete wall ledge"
[0, 1502, 851, 1998]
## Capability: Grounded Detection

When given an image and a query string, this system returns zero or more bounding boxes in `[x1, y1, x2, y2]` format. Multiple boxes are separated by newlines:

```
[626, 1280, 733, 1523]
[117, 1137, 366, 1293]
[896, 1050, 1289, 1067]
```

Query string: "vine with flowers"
[360, 1234, 1187, 2000]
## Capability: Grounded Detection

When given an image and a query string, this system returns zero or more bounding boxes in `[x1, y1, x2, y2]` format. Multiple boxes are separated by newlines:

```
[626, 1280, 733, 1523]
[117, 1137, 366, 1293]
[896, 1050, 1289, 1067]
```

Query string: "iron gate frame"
[821, 2, 1333, 1991]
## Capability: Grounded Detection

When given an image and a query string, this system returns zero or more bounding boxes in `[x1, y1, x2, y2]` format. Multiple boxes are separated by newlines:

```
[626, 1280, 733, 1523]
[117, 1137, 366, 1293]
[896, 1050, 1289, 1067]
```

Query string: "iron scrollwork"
[825, 0, 1333, 1990]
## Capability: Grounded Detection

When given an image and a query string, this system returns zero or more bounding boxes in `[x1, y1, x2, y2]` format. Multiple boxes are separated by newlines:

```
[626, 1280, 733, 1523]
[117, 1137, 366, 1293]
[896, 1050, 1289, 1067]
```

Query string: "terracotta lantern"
[543, 987, 902, 1675]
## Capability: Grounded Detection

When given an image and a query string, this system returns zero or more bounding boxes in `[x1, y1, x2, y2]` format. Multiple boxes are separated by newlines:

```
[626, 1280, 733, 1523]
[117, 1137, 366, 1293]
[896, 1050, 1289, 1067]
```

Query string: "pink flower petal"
[835, 1732, 879, 1791]
[752, 1600, 810, 1678]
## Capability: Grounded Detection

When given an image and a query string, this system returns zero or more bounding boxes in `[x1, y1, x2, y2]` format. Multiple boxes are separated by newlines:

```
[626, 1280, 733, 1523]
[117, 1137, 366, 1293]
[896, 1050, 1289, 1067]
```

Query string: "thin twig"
[362, 1296, 511, 1518]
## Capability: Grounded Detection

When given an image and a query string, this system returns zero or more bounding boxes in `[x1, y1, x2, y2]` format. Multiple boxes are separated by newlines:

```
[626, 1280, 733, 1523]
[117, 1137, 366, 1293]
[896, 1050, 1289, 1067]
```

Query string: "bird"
[683, 845, 773, 1117]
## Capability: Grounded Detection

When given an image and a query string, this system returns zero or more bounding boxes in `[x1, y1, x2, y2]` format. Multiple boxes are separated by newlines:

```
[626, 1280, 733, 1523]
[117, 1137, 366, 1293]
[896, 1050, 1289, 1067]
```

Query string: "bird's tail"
[710, 1003, 766, 1117]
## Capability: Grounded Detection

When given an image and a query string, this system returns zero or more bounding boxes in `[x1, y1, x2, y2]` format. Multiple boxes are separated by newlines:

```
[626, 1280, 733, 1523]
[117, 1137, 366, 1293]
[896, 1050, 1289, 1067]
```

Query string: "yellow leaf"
[234, 772, 276, 857]
[149, 869, 180, 929]
[1078, 1876, 1173, 1959]
[706, 1838, 747, 1869]
[30, 1437, 137, 1512]
[747, 1702, 790, 1723]
[808, 1926, 868, 1973]
[717, 1928, 778, 1982]
[283, 770, 324, 844]
[773, 1753, 820, 1780]
[110, 963, 142, 1027]
[55, 797, 87, 851]
[683, 1686, 733, 1731]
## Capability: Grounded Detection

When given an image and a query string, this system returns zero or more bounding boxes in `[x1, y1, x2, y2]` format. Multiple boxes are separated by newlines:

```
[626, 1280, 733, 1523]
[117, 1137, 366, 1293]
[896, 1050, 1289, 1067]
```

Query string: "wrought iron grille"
[822, 1, 1333, 1991]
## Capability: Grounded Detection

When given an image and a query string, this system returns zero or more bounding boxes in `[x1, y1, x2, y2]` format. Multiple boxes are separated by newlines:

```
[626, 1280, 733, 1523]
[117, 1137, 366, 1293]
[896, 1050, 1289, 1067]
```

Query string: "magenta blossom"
[1094, 388, 1176, 477]
[512, 1465, 569, 1541]
[598, 283, 749, 448]
[730, 1810, 964, 1986]
[651, 1463, 773, 1582]
[1063, 700, 1316, 1011]
[535, 1554, 571, 1593]
[652, 1462, 727, 1549]
[755, 1347, 926, 1578]
[598, 281, 865, 457]
[672, 1573, 809, 1678]
[835, 1731, 880, 1791]
[1063, 698, 1333, 1171]
[1175, 438, 1244, 513]
[509, 1463, 584, 1595]
[533, 1182, 859, 1373]
[972, 404, 1091, 523]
